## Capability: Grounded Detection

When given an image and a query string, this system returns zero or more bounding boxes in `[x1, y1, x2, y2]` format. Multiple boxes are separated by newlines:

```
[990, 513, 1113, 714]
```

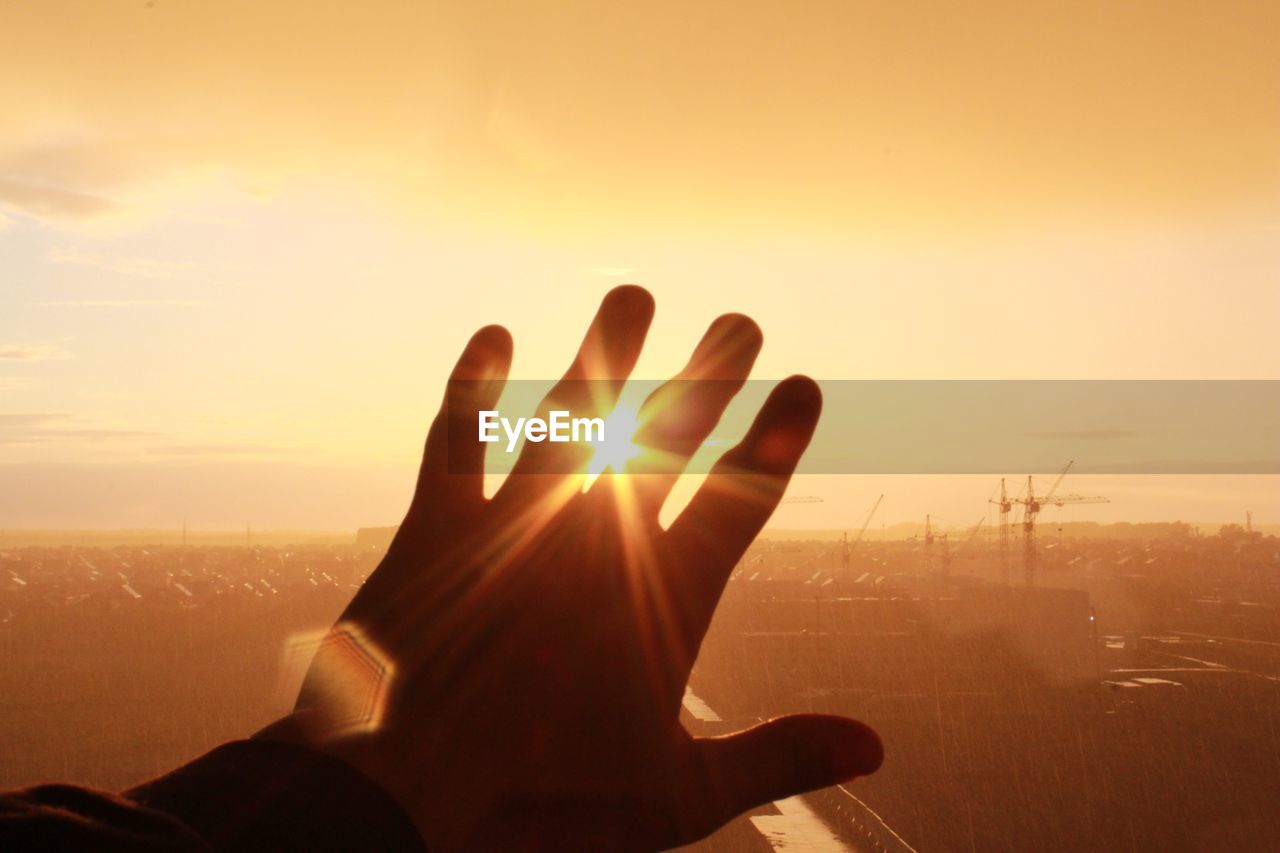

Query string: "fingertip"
[826, 717, 884, 780]
[778, 375, 822, 412]
[768, 713, 883, 784]
[471, 324, 514, 361]
[680, 313, 763, 383]
[701, 713, 883, 816]
[709, 312, 763, 349]
[604, 284, 656, 322]
[590, 285, 655, 375]
[451, 325, 513, 383]
[741, 377, 822, 473]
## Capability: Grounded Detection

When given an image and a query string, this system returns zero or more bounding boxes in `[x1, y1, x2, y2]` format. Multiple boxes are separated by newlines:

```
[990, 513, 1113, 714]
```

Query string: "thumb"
[692, 714, 882, 826]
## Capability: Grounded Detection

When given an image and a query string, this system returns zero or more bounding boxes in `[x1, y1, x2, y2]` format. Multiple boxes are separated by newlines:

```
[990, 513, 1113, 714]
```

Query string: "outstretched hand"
[261, 286, 882, 850]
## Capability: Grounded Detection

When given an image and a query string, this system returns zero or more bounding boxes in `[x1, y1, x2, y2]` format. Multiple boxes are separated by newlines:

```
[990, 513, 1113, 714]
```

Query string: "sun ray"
[587, 403, 644, 480]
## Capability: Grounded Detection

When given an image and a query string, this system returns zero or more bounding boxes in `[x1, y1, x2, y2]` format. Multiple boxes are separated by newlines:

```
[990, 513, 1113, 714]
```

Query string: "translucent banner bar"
[443, 380, 1280, 475]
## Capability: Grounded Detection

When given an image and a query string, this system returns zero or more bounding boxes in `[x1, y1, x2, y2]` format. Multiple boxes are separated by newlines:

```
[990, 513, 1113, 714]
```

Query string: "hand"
[260, 286, 882, 851]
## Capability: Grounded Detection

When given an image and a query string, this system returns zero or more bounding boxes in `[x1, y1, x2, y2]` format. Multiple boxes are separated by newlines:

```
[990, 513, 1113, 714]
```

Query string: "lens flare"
[588, 403, 643, 477]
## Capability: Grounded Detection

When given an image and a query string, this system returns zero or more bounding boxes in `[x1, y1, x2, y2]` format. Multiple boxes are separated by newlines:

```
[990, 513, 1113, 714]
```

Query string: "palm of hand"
[281, 287, 881, 851]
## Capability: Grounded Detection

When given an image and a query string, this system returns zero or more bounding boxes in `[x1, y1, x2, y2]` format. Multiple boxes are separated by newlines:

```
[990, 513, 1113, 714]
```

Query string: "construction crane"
[841, 494, 884, 578]
[920, 514, 936, 574]
[988, 479, 1012, 585]
[1014, 461, 1109, 587]
[934, 515, 986, 577]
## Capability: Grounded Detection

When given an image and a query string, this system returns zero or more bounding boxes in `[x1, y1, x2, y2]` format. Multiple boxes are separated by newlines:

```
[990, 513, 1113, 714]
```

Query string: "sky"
[1, 0, 1277, 529]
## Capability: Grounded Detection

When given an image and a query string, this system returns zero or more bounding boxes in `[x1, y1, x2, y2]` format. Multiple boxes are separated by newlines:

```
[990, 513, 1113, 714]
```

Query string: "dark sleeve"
[1, 740, 425, 852]
[0, 783, 208, 851]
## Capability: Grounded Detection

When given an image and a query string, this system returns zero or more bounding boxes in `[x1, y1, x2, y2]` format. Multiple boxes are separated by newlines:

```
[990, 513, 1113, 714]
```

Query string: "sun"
[587, 403, 644, 477]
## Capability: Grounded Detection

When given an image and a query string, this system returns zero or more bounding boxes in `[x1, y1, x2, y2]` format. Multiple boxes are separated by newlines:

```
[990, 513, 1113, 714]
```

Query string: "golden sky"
[1, 1, 1277, 527]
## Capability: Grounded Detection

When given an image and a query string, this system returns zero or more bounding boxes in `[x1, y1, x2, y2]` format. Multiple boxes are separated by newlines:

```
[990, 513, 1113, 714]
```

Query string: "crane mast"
[841, 494, 883, 579]
[989, 479, 1012, 585]
[922, 514, 934, 574]
[1014, 461, 1109, 587]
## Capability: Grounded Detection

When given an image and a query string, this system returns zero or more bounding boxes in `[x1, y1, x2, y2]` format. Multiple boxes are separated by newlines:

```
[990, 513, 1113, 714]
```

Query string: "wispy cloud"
[0, 414, 65, 427]
[47, 246, 193, 278]
[0, 178, 116, 220]
[0, 377, 36, 391]
[32, 299, 208, 308]
[0, 413, 157, 444]
[147, 443, 298, 457]
[0, 343, 73, 361]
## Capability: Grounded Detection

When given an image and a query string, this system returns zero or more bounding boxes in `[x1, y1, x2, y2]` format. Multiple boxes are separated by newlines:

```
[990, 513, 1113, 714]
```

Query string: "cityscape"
[3, 490, 1274, 852]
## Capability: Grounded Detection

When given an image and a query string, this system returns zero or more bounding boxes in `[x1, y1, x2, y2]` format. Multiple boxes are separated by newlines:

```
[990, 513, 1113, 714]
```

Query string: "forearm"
[1, 738, 424, 852]
[127, 738, 425, 852]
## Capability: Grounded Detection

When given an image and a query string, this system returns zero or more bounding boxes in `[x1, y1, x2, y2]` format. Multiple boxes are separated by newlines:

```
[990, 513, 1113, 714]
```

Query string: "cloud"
[0, 343, 73, 361]
[0, 178, 116, 220]
[0, 413, 157, 444]
[0, 377, 35, 391]
[1, 1, 1273, 237]
[32, 299, 207, 308]
[0, 212, 15, 231]
[0, 140, 151, 225]
[47, 246, 193, 278]
[147, 443, 299, 457]
[1026, 430, 1138, 441]
[0, 414, 70, 427]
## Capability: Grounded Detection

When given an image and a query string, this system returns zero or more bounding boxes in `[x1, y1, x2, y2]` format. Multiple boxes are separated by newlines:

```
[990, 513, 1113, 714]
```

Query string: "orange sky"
[1, 1, 1277, 528]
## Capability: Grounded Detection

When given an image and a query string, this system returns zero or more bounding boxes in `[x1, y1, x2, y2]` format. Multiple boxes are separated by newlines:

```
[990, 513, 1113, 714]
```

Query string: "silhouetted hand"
[260, 286, 882, 851]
